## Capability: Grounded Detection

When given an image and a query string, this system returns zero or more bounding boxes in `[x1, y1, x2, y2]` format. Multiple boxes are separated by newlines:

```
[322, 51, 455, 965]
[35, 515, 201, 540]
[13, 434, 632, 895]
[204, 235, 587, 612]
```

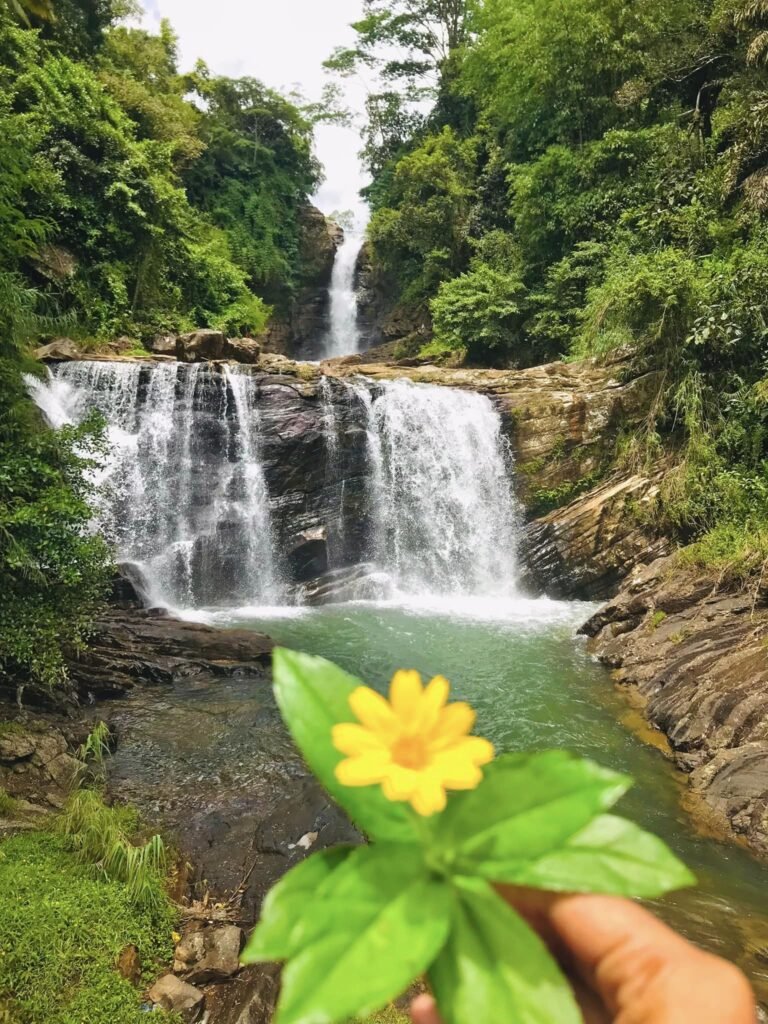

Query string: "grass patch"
[527, 471, 604, 516]
[58, 789, 169, 910]
[0, 722, 27, 738]
[649, 610, 668, 630]
[0, 832, 176, 1024]
[0, 790, 17, 816]
[677, 521, 768, 582]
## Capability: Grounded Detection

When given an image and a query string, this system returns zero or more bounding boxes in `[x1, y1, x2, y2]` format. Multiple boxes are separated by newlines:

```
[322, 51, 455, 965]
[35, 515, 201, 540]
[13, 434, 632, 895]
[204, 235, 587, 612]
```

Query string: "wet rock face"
[64, 609, 273, 700]
[262, 205, 343, 358]
[519, 474, 671, 600]
[582, 555, 768, 854]
[254, 374, 373, 577]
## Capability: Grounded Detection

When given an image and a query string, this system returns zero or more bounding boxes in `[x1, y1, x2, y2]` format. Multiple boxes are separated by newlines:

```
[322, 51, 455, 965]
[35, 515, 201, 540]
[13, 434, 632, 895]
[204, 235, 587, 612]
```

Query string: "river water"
[195, 594, 768, 1002]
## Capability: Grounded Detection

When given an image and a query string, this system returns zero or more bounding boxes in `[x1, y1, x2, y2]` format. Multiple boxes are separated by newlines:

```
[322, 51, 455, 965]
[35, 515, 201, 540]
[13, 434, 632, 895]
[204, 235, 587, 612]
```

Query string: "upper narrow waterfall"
[350, 378, 521, 597]
[26, 361, 281, 610]
[323, 233, 364, 358]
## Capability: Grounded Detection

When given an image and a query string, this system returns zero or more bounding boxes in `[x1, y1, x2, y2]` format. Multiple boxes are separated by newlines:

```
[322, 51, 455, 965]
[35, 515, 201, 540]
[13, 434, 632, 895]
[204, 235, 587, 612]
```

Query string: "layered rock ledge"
[581, 556, 768, 855]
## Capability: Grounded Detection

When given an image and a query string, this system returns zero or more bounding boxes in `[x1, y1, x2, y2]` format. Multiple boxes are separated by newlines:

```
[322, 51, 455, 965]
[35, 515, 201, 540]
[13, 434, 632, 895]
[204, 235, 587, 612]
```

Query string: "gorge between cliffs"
[7, 341, 768, 1019]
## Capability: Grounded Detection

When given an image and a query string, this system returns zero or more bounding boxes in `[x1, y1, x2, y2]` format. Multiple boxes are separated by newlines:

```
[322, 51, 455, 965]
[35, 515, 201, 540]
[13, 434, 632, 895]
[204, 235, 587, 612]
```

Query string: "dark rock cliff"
[261, 204, 343, 358]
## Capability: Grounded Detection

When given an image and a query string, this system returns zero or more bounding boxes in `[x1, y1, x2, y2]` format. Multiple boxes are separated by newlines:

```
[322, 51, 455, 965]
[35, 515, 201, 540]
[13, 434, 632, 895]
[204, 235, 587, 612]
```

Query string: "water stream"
[323, 232, 364, 358]
[27, 359, 768, 1001]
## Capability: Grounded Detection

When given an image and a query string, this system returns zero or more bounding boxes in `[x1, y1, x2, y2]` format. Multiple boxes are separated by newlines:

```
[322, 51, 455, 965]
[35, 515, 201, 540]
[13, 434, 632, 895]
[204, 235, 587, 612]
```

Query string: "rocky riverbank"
[579, 555, 768, 856]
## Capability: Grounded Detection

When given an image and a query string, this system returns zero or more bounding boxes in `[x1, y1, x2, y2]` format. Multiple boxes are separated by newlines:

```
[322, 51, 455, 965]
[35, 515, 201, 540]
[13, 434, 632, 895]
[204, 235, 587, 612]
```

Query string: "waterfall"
[27, 360, 521, 610]
[346, 377, 521, 597]
[323, 233, 364, 358]
[26, 361, 281, 610]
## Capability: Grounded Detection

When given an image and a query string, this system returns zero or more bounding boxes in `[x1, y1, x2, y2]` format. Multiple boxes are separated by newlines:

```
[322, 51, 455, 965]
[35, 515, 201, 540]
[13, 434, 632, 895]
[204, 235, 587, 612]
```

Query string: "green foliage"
[0, 408, 113, 688]
[242, 649, 693, 1024]
[183, 71, 319, 307]
[57, 789, 168, 910]
[368, 128, 477, 301]
[325, 0, 470, 176]
[431, 233, 528, 362]
[0, 831, 175, 1024]
[0, 6, 316, 341]
[0, 789, 17, 815]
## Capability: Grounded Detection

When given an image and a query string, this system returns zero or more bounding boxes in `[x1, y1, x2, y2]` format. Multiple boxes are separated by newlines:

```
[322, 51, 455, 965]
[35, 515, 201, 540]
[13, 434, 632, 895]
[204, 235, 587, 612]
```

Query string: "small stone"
[184, 924, 243, 984]
[173, 930, 205, 972]
[148, 974, 203, 1021]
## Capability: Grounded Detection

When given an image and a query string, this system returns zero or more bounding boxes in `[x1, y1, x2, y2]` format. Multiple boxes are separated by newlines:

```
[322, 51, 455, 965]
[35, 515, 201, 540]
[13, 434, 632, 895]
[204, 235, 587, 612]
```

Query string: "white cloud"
[137, 0, 370, 226]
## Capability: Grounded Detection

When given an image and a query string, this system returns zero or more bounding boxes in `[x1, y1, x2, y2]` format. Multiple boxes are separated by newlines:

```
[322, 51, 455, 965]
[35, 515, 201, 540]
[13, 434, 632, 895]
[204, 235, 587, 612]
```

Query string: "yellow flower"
[332, 670, 494, 816]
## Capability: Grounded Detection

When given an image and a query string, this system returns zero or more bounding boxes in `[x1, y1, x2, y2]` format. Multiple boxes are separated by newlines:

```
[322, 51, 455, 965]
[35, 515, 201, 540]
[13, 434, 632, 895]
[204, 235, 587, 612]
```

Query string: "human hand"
[410, 888, 757, 1023]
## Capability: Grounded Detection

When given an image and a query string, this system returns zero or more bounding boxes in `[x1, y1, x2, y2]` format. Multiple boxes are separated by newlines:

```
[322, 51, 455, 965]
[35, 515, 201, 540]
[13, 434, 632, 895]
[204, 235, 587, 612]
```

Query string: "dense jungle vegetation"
[0, 0, 322, 689]
[329, 0, 768, 576]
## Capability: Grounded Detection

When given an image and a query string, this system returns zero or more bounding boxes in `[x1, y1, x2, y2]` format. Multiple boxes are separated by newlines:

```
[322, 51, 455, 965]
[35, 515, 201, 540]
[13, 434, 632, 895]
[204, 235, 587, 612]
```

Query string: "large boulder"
[299, 563, 389, 605]
[0, 724, 79, 810]
[35, 338, 79, 362]
[148, 333, 177, 355]
[225, 337, 261, 364]
[176, 330, 229, 363]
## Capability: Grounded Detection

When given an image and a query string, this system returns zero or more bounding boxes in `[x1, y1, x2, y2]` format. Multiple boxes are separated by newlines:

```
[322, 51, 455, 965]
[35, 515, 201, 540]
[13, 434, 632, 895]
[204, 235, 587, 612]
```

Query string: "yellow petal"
[381, 763, 419, 801]
[413, 675, 450, 733]
[389, 669, 423, 723]
[349, 686, 399, 739]
[410, 773, 447, 816]
[429, 702, 476, 750]
[335, 751, 391, 787]
[432, 749, 484, 789]
[332, 722, 386, 756]
[450, 735, 495, 766]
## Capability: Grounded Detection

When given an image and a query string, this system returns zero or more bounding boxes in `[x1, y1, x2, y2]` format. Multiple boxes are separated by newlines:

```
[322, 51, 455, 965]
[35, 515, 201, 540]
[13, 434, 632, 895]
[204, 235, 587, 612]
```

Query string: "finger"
[540, 893, 756, 1023]
[410, 993, 441, 1024]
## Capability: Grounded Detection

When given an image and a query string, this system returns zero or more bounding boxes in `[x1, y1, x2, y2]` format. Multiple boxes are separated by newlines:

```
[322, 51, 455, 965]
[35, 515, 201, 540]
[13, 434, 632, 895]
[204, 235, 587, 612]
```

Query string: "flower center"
[392, 735, 430, 770]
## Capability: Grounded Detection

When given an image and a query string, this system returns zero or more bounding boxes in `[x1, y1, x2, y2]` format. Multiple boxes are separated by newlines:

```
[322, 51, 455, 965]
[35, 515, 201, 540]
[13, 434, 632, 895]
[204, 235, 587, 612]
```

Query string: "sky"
[139, 0, 370, 226]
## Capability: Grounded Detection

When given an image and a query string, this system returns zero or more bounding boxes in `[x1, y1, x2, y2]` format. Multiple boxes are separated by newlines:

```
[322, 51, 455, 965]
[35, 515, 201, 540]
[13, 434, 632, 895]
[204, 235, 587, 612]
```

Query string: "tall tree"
[325, 0, 471, 173]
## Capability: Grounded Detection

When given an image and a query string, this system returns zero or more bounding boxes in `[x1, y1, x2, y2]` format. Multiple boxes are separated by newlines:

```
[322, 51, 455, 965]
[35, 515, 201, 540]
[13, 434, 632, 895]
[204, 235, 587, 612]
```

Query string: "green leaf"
[509, 814, 696, 898]
[435, 750, 631, 877]
[429, 877, 581, 1024]
[241, 846, 352, 963]
[275, 843, 453, 1024]
[272, 648, 416, 843]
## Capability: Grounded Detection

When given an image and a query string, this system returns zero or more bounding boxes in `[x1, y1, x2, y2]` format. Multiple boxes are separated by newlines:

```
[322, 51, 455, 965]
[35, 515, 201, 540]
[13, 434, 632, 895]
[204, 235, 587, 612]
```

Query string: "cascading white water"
[346, 377, 521, 596]
[27, 361, 521, 609]
[26, 361, 281, 609]
[323, 233, 364, 358]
